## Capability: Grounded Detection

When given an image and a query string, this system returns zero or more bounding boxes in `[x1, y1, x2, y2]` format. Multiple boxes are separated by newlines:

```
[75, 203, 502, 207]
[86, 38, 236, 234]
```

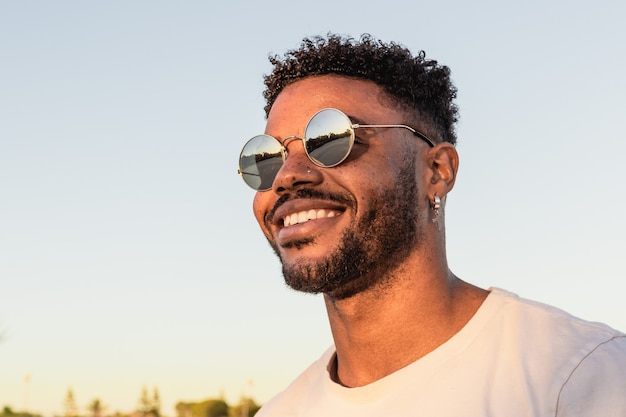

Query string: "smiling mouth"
[282, 209, 343, 227]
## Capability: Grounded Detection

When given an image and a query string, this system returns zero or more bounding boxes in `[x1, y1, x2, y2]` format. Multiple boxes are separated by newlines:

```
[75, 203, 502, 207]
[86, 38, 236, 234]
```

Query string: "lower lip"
[276, 215, 341, 245]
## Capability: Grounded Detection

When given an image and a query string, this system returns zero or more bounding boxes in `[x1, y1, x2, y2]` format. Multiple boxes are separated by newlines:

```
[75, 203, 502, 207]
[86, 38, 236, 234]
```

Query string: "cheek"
[252, 193, 264, 221]
[252, 193, 272, 235]
[344, 158, 398, 190]
[347, 153, 420, 203]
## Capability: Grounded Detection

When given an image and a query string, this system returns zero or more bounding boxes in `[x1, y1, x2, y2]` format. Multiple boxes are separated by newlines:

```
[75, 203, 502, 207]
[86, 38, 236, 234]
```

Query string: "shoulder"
[556, 335, 626, 416]
[488, 288, 626, 415]
[489, 288, 624, 369]
[488, 288, 623, 344]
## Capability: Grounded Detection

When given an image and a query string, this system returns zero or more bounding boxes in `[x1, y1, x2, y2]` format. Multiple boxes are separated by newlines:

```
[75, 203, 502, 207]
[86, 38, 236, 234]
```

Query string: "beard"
[269, 160, 422, 300]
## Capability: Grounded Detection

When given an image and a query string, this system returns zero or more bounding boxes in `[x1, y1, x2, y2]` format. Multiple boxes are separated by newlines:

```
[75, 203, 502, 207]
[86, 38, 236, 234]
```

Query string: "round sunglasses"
[238, 108, 435, 191]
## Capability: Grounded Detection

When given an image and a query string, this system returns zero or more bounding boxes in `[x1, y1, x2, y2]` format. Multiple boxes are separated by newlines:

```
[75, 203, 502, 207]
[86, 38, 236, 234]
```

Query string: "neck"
[323, 261, 487, 387]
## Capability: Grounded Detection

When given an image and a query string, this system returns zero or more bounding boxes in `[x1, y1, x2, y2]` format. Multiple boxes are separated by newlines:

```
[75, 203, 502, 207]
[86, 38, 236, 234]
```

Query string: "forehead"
[265, 75, 396, 135]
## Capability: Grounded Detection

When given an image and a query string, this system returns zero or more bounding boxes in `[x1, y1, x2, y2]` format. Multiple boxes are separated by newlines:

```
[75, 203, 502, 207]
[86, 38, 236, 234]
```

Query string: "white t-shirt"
[257, 288, 626, 416]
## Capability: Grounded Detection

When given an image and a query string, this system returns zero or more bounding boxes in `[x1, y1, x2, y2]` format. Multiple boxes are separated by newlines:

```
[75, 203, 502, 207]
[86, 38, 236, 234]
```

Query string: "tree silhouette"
[0, 406, 42, 417]
[229, 397, 260, 417]
[87, 399, 105, 417]
[63, 388, 79, 417]
[151, 388, 160, 417]
[204, 400, 228, 417]
[137, 386, 160, 417]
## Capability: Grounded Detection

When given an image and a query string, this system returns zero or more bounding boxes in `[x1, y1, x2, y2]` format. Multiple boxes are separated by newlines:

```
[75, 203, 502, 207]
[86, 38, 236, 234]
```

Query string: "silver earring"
[431, 195, 442, 230]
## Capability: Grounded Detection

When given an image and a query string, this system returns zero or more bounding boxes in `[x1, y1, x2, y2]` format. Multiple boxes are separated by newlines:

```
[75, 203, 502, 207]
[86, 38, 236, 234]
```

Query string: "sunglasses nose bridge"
[270, 134, 323, 191]
[279, 135, 310, 165]
[280, 135, 304, 148]
[278, 135, 310, 168]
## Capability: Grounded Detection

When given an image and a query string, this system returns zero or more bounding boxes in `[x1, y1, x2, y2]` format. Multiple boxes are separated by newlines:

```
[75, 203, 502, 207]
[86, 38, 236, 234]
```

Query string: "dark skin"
[253, 75, 488, 387]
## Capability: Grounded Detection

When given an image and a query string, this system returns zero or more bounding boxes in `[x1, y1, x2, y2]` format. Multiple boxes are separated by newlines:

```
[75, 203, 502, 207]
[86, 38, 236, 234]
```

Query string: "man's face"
[252, 75, 430, 300]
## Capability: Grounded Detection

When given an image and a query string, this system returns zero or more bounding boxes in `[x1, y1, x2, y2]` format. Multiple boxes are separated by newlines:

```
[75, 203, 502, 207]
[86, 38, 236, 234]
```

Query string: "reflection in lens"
[305, 109, 354, 167]
[239, 135, 284, 190]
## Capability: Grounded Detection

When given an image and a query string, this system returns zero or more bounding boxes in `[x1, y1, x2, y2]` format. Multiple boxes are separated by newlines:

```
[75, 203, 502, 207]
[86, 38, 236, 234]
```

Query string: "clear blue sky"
[1, 1, 625, 416]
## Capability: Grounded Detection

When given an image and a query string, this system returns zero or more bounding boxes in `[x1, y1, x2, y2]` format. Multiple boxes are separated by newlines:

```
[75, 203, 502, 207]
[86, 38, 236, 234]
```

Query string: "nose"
[272, 136, 323, 193]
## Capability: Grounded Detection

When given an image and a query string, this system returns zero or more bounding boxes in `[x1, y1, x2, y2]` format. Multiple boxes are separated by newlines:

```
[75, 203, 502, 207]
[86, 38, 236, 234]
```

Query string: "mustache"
[266, 188, 355, 224]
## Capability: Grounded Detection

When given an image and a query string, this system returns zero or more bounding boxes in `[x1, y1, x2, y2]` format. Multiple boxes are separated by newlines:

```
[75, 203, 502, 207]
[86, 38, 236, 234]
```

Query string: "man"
[237, 34, 626, 416]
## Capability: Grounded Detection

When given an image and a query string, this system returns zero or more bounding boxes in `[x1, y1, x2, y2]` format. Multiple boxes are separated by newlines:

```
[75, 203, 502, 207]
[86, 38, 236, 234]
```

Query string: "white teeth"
[283, 209, 340, 227]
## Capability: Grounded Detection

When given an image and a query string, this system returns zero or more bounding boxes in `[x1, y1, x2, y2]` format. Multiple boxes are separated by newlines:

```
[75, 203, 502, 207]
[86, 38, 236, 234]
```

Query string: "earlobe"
[427, 143, 459, 196]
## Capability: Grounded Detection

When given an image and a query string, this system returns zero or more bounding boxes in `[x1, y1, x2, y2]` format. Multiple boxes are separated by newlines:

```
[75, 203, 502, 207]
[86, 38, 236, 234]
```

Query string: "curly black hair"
[263, 34, 459, 145]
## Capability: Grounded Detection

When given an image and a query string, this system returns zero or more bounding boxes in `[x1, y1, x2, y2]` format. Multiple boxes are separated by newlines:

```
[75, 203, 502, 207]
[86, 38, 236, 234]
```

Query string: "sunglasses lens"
[239, 135, 284, 190]
[305, 108, 354, 167]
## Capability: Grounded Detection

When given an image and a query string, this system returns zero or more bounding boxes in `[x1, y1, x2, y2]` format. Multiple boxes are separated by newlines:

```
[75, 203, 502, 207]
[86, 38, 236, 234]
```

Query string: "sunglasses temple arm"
[352, 123, 436, 148]
[412, 131, 436, 148]
[237, 169, 261, 177]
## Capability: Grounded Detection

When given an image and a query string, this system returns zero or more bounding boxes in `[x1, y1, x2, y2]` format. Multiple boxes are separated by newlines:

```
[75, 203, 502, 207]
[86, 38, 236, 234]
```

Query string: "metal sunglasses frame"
[238, 108, 436, 191]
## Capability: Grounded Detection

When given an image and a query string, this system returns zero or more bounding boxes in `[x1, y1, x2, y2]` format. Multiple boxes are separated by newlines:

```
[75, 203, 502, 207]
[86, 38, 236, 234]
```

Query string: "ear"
[425, 143, 459, 199]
